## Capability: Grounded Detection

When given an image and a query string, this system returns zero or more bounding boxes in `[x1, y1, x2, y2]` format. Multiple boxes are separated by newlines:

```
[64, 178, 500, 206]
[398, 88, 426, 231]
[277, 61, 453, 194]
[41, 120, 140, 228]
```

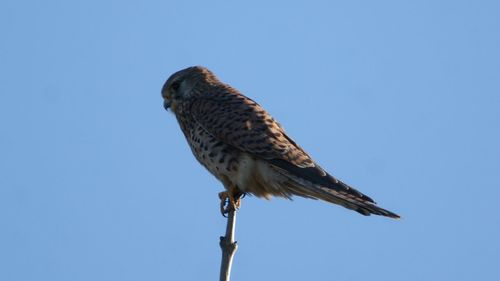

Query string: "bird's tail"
[284, 180, 400, 219]
[270, 160, 400, 219]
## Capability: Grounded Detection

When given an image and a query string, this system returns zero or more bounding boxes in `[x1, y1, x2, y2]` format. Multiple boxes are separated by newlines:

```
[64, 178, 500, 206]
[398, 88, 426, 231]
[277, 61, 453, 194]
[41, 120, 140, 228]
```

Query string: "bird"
[161, 66, 399, 219]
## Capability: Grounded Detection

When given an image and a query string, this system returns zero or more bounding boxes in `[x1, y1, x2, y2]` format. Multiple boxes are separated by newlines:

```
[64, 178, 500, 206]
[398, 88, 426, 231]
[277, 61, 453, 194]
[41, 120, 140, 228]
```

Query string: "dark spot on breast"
[219, 155, 226, 163]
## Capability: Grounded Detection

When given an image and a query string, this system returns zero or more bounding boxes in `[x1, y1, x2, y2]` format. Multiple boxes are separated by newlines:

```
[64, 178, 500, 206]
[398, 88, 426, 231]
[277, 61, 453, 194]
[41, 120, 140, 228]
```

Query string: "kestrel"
[162, 66, 399, 219]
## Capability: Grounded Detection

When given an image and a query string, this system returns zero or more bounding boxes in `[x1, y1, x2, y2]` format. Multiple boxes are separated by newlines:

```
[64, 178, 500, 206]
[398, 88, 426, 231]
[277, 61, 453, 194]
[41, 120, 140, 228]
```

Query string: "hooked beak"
[163, 99, 171, 111]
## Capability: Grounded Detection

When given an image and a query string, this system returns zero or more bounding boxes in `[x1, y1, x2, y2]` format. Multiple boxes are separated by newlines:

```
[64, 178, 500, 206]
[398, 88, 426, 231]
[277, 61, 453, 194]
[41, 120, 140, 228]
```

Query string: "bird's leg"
[234, 192, 242, 209]
[218, 189, 244, 217]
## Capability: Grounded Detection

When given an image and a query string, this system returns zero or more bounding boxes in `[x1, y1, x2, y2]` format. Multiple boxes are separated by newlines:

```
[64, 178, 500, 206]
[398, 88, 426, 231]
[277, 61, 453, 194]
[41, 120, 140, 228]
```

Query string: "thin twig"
[219, 208, 238, 281]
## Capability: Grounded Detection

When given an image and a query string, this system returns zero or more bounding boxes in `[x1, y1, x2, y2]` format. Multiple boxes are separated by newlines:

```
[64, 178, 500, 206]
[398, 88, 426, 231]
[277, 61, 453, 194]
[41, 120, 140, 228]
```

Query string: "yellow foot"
[218, 191, 242, 217]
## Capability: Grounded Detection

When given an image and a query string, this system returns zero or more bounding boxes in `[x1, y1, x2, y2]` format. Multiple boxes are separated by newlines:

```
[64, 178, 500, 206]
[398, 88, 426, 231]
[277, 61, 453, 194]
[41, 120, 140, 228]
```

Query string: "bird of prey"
[161, 66, 399, 219]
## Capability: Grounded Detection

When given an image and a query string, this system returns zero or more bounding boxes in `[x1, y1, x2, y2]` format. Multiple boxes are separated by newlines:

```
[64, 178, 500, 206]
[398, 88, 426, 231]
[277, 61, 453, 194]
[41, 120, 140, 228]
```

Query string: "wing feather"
[190, 90, 399, 218]
[190, 91, 312, 165]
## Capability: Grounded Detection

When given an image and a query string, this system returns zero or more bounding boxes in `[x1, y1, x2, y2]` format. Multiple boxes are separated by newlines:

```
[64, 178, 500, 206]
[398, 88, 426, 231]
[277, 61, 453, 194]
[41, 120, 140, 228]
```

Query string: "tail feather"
[318, 186, 400, 218]
[270, 161, 400, 219]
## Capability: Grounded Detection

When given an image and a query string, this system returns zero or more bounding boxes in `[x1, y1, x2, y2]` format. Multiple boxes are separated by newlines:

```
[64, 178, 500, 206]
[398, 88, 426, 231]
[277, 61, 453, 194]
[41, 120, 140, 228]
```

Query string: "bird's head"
[161, 66, 220, 113]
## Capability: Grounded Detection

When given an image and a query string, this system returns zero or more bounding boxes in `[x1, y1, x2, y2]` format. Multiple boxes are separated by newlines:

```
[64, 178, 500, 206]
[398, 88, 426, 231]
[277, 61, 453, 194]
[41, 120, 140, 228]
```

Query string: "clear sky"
[1, 1, 499, 280]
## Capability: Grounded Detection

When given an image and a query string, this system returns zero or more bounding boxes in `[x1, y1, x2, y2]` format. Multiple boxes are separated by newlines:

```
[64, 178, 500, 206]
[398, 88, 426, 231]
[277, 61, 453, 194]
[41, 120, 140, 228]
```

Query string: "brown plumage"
[161, 66, 399, 218]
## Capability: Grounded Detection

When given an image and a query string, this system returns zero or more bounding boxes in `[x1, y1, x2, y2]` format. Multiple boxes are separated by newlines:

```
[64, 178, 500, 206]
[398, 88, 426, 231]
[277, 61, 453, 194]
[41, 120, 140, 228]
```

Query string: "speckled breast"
[177, 114, 240, 184]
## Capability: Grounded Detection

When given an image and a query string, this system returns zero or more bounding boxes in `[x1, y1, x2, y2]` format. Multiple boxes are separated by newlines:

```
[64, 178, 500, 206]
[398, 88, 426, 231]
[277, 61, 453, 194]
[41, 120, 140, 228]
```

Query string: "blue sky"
[1, 1, 499, 280]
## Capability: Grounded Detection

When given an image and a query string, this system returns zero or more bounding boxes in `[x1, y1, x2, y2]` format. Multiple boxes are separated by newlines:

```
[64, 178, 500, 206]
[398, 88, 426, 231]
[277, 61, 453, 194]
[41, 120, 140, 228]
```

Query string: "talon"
[218, 191, 242, 216]
[219, 191, 229, 216]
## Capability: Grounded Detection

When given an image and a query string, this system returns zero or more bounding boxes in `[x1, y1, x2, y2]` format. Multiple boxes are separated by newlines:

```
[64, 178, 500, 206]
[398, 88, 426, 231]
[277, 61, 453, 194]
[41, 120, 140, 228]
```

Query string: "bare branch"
[219, 208, 238, 281]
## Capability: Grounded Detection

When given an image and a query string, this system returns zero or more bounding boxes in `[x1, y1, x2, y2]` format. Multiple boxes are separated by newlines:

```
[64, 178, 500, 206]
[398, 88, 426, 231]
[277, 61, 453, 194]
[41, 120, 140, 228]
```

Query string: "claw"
[219, 191, 229, 217]
[218, 191, 242, 217]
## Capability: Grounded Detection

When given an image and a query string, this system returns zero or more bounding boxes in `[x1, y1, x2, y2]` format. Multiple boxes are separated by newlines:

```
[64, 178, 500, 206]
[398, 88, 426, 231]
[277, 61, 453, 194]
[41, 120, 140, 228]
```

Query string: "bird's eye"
[171, 81, 180, 91]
